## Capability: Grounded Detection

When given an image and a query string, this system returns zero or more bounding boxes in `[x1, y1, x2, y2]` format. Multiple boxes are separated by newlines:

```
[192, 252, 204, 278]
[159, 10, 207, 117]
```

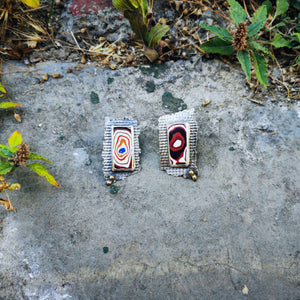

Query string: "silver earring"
[102, 117, 141, 186]
[158, 109, 198, 181]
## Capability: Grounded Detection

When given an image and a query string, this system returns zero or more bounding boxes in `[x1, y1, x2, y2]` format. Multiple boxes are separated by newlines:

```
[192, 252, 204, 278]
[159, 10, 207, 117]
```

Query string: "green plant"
[0, 131, 59, 211]
[113, 0, 170, 62]
[199, 0, 298, 88]
[266, 0, 300, 65]
[0, 82, 21, 109]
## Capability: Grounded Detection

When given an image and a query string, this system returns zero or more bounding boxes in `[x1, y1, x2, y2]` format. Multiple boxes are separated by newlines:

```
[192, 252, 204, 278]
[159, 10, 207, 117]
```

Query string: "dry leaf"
[14, 113, 22, 123]
[159, 18, 167, 25]
[126, 54, 135, 64]
[52, 73, 61, 78]
[174, 1, 183, 11]
[27, 40, 37, 48]
[108, 64, 117, 70]
[0, 198, 16, 212]
[81, 56, 86, 64]
[43, 73, 48, 81]
[81, 27, 87, 34]
[144, 47, 159, 63]
[67, 68, 73, 73]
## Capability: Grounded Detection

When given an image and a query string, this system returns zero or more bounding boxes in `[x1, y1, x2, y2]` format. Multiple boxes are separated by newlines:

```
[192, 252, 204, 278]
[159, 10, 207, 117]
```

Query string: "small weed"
[113, 0, 170, 62]
[0, 131, 59, 212]
[200, 0, 299, 88]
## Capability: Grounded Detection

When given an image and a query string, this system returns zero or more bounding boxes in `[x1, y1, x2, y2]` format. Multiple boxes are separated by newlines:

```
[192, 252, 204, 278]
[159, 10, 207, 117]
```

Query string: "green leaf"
[8, 131, 22, 150]
[296, 56, 300, 65]
[227, 0, 247, 27]
[0, 162, 13, 174]
[237, 50, 251, 79]
[124, 9, 148, 43]
[269, 33, 292, 48]
[0, 147, 13, 158]
[113, 0, 135, 10]
[247, 20, 267, 37]
[292, 33, 300, 43]
[26, 163, 60, 187]
[252, 5, 267, 24]
[248, 39, 273, 58]
[28, 152, 52, 164]
[0, 83, 5, 98]
[200, 37, 234, 55]
[0, 83, 6, 94]
[146, 24, 170, 48]
[271, 22, 286, 29]
[274, 0, 289, 18]
[20, 0, 40, 8]
[0, 144, 11, 150]
[262, 1, 273, 15]
[252, 52, 268, 88]
[0, 102, 21, 109]
[199, 24, 232, 41]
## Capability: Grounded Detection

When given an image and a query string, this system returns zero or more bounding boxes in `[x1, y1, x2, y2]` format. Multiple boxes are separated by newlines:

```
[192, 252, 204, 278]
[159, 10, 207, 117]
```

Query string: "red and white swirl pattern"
[168, 123, 190, 167]
[112, 127, 134, 170]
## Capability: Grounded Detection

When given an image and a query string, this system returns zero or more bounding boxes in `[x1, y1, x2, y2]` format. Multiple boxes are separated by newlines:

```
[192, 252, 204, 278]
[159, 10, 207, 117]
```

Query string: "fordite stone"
[159, 109, 198, 179]
[167, 123, 190, 167]
[112, 126, 135, 171]
[102, 118, 141, 181]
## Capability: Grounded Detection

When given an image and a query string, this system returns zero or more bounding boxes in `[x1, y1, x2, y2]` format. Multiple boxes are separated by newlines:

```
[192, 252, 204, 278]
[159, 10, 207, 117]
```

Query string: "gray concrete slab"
[0, 59, 299, 299]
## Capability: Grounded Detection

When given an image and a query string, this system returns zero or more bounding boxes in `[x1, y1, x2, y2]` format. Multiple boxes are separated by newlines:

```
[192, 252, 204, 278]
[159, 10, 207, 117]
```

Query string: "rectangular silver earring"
[159, 109, 198, 180]
[102, 118, 141, 184]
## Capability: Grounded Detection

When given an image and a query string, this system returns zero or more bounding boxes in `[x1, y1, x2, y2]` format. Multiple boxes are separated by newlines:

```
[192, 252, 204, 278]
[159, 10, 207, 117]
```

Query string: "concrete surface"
[0, 59, 299, 299]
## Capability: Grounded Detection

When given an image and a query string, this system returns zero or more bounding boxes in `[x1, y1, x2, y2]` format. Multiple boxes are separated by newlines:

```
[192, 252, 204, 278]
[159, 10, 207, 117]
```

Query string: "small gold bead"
[192, 175, 197, 181]
[109, 175, 115, 181]
[189, 170, 194, 176]
[106, 180, 112, 186]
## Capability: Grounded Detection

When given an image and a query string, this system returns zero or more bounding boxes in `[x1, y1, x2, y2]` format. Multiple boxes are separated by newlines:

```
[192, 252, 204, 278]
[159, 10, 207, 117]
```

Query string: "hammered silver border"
[159, 109, 198, 177]
[102, 117, 141, 181]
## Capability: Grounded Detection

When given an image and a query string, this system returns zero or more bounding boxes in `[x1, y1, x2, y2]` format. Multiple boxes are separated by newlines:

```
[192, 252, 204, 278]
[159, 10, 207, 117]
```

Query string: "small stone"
[165, 10, 174, 19]
[241, 285, 249, 295]
[229, 147, 235, 151]
[110, 185, 119, 194]
[37, 108, 42, 113]
[103, 246, 109, 254]
[202, 100, 211, 107]
[90, 91, 100, 104]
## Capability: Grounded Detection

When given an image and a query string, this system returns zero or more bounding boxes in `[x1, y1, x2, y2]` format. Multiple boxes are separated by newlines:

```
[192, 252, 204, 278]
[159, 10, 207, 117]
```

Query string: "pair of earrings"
[102, 109, 198, 185]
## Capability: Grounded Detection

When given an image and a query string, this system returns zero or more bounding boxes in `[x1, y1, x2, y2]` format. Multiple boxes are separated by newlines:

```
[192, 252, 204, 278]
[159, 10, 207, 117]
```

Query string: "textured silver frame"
[159, 109, 198, 178]
[102, 118, 141, 181]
